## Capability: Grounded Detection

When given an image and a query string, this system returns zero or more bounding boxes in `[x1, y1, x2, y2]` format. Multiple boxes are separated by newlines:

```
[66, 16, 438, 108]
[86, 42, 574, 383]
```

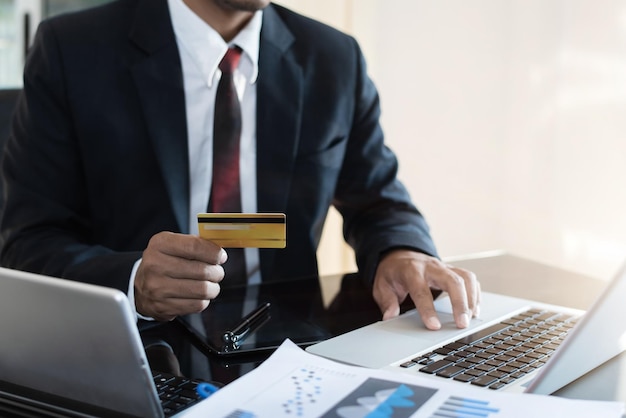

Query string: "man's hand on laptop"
[134, 232, 226, 321]
[373, 250, 481, 330]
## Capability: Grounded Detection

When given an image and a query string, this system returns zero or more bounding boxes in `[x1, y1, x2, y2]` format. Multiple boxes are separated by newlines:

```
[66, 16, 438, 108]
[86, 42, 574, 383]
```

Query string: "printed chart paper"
[181, 339, 624, 418]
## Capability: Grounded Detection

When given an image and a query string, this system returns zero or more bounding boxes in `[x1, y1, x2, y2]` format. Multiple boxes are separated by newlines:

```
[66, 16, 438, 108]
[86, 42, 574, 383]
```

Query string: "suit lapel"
[129, 0, 190, 233]
[256, 6, 302, 214]
[256, 6, 303, 278]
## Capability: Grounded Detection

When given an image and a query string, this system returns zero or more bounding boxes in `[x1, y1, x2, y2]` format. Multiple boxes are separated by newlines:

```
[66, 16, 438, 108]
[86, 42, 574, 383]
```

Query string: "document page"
[182, 339, 624, 418]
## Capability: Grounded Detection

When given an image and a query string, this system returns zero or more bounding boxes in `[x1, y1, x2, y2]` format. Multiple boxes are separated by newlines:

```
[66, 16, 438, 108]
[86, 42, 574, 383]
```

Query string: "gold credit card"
[197, 213, 286, 248]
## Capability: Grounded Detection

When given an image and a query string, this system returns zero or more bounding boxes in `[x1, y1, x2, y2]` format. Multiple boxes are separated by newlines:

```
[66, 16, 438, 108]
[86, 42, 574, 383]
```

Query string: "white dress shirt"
[129, 0, 263, 319]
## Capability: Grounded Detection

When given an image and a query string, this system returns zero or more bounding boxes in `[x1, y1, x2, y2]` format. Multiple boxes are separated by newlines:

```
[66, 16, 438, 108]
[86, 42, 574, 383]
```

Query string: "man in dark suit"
[0, 0, 479, 330]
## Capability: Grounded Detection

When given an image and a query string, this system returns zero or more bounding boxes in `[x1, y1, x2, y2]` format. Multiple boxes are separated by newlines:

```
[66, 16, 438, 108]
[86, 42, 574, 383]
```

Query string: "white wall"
[500, 0, 626, 279]
[278, 0, 626, 280]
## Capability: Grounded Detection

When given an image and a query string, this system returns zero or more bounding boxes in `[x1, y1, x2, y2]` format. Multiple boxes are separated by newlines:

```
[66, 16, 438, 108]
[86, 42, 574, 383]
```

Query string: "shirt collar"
[168, 0, 262, 87]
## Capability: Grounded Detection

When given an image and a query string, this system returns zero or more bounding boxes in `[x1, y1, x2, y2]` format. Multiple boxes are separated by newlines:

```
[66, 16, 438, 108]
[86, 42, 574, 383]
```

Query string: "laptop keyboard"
[152, 371, 205, 417]
[398, 308, 580, 390]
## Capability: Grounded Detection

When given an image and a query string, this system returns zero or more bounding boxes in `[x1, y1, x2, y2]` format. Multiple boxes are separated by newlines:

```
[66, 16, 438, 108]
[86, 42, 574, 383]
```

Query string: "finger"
[435, 268, 471, 328]
[373, 252, 443, 329]
[476, 280, 482, 317]
[139, 259, 223, 299]
[373, 281, 402, 321]
[149, 232, 226, 265]
[165, 259, 226, 283]
[136, 275, 221, 320]
[161, 276, 222, 300]
[143, 242, 225, 283]
[408, 287, 442, 330]
[399, 258, 470, 329]
[450, 266, 481, 318]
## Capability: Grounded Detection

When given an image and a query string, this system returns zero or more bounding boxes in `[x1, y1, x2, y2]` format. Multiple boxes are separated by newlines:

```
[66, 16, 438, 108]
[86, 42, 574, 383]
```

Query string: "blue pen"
[196, 382, 219, 399]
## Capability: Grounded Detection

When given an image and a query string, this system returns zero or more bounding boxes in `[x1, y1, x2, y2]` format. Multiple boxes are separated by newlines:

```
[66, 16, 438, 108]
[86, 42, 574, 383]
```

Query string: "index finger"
[443, 270, 472, 329]
[407, 285, 442, 330]
[150, 232, 227, 265]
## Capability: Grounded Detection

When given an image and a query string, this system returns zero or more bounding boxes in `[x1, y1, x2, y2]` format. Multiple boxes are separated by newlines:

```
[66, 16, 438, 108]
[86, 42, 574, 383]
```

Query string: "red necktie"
[210, 47, 243, 213]
[209, 46, 246, 286]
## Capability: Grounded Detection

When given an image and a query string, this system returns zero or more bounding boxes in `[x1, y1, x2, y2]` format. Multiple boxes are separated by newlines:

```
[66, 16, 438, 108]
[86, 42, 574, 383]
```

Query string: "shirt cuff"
[128, 258, 155, 322]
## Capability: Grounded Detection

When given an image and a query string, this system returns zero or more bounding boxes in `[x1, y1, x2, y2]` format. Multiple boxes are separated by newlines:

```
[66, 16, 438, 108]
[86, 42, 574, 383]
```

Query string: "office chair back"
[0, 89, 20, 146]
[0, 89, 22, 250]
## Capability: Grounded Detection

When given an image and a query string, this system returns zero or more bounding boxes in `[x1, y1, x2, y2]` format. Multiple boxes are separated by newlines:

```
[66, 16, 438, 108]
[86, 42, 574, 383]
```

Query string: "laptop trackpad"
[306, 292, 531, 369]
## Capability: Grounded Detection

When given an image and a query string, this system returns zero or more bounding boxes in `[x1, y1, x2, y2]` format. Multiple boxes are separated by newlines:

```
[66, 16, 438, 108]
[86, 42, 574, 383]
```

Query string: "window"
[0, 0, 111, 88]
[0, 0, 20, 87]
[42, 0, 110, 17]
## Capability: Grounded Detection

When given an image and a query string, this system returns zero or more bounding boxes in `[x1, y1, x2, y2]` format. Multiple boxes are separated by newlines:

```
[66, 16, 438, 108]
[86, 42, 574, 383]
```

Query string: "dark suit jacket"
[0, 0, 438, 292]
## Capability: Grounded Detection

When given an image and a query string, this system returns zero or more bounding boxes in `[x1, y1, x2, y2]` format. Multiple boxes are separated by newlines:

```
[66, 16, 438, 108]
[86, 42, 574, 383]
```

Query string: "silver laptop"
[307, 261, 626, 395]
[0, 267, 204, 417]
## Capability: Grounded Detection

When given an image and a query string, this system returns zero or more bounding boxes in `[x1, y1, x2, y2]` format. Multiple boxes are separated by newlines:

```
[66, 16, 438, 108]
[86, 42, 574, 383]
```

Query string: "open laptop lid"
[0, 267, 163, 418]
[526, 261, 626, 394]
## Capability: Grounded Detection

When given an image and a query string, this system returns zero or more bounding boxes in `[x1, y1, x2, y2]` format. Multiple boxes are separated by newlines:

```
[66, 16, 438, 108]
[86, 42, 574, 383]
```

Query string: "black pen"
[222, 302, 271, 345]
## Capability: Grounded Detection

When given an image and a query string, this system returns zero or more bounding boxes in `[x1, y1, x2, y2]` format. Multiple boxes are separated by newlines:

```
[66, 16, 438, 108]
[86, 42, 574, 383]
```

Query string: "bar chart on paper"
[431, 396, 500, 418]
